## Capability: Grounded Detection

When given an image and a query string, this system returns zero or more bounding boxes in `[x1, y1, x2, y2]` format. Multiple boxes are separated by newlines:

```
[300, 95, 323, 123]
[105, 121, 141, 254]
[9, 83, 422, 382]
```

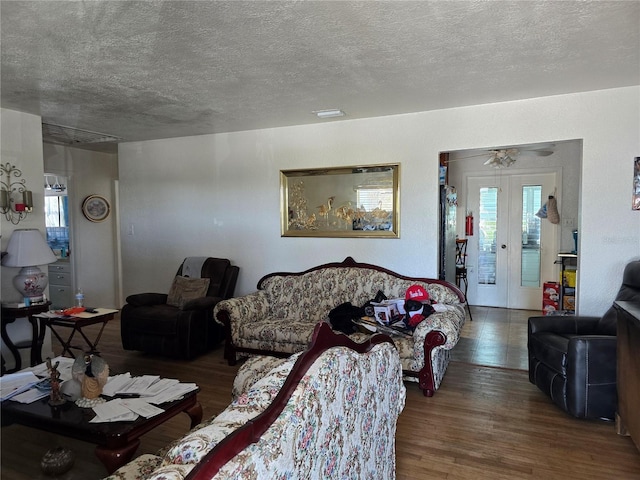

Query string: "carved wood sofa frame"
[185, 322, 397, 479]
[215, 256, 466, 397]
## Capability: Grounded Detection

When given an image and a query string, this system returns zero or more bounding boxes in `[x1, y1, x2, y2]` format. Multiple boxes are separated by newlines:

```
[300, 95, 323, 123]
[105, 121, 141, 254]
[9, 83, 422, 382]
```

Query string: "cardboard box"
[543, 299, 560, 315]
[372, 301, 402, 325]
[562, 270, 577, 288]
[543, 282, 560, 301]
[563, 295, 575, 311]
[542, 282, 561, 315]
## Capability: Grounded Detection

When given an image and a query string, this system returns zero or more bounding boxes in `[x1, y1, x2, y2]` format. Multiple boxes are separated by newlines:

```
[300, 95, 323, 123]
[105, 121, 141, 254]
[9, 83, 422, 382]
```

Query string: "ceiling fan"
[453, 144, 555, 168]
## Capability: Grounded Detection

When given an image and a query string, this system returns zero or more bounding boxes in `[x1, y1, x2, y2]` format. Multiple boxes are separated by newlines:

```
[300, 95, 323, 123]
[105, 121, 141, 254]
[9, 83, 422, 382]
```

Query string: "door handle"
[501, 244, 507, 249]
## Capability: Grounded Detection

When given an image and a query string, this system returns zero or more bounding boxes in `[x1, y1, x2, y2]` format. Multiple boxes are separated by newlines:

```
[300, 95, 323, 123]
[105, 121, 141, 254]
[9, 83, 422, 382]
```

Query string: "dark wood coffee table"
[1, 389, 202, 474]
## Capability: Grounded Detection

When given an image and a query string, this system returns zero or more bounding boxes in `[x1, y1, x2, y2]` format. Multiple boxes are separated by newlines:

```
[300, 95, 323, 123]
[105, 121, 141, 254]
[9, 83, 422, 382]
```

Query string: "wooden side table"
[1, 301, 52, 375]
[37, 309, 118, 358]
[615, 300, 640, 453]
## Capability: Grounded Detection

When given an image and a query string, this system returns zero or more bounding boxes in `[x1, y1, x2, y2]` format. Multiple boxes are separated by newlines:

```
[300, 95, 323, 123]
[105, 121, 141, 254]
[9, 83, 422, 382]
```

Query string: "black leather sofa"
[121, 257, 239, 359]
[528, 260, 640, 420]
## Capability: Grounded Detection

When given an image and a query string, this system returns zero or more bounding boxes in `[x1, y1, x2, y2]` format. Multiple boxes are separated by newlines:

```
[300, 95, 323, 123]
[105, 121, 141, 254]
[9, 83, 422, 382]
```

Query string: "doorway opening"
[44, 174, 69, 257]
[439, 140, 582, 311]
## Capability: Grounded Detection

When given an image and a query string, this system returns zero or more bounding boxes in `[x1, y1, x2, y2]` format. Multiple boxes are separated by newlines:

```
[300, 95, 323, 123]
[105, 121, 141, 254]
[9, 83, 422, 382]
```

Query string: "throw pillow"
[167, 276, 210, 308]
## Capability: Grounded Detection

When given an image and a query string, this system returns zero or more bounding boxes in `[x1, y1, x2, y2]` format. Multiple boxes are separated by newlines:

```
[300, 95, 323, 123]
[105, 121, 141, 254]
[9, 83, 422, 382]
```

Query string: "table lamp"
[2, 228, 57, 302]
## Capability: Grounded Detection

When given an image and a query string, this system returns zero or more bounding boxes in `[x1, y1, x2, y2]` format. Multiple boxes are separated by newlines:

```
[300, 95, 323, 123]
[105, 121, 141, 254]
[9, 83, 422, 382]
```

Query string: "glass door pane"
[521, 185, 542, 287]
[478, 187, 497, 284]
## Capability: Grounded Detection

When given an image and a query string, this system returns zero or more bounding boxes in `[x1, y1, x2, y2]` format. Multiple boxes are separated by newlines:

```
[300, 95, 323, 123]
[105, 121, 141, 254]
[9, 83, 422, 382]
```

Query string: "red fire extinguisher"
[465, 212, 474, 236]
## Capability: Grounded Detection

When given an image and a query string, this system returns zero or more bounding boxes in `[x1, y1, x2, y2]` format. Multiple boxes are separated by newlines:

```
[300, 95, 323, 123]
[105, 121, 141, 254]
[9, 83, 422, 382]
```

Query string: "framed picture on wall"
[280, 163, 400, 238]
[634, 157, 640, 211]
[82, 195, 110, 222]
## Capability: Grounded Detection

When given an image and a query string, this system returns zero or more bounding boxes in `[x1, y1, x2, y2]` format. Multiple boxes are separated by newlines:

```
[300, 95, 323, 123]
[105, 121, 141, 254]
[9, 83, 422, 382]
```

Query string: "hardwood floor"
[452, 305, 535, 370]
[2, 311, 639, 479]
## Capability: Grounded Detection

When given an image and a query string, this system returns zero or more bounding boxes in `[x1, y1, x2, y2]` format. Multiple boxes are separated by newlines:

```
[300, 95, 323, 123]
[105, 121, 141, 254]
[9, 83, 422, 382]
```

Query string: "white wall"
[43, 144, 120, 308]
[119, 86, 640, 317]
[1, 109, 52, 368]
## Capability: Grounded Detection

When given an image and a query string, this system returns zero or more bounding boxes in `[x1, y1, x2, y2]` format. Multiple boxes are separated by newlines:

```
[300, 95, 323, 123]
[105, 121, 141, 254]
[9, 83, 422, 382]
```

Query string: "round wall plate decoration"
[82, 195, 110, 222]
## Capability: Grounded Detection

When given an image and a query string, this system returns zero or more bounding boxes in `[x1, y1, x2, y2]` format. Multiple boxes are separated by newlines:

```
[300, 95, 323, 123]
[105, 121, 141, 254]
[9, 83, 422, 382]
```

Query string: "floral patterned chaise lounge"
[215, 256, 466, 396]
[104, 323, 405, 480]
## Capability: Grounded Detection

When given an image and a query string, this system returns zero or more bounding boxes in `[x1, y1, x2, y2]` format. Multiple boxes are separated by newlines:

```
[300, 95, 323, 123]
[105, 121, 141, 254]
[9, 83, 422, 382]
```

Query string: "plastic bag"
[535, 202, 547, 219]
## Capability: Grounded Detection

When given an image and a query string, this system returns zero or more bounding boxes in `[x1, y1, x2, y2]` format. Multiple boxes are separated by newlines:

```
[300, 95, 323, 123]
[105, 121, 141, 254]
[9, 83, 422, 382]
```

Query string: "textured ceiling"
[1, 1, 639, 153]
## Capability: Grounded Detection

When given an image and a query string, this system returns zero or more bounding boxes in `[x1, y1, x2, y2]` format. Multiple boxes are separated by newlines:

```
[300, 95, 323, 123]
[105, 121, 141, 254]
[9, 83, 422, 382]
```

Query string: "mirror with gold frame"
[281, 163, 400, 238]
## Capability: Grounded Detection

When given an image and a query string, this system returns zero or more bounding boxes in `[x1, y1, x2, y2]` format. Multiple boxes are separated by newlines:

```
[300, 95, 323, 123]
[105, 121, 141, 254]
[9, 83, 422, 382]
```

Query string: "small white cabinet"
[48, 260, 74, 309]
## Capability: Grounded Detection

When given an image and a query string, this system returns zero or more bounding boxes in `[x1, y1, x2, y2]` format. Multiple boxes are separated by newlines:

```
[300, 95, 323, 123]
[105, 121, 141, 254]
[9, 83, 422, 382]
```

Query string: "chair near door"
[455, 239, 473, 321]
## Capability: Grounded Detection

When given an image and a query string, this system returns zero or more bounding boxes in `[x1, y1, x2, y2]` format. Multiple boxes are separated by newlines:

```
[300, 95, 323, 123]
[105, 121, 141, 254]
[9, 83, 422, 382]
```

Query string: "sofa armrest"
[181, 296, 220, 311]
[213, 291, 270, 327]
[125, 292, 168, 307]
[412, 304, 466, 350]
[528, 315, 602, 336]
[566, 335, 617, 419]
[567, 335, 617, 380]
[145, 351, 298, 480]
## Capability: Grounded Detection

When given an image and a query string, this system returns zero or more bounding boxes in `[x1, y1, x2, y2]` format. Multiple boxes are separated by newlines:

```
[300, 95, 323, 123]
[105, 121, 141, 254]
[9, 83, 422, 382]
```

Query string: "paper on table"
[90, 398, 164, 422]
[93, 398, 135, 421]
[0, 372, 40, 401]
[116, 375, 160, 396]
[140, 378, 179, 397]
[121, 398, 165, 418]
[9, 387, 49, 403]
[102, 373, 133, 397]
[29, 356, 75, 382]
[90, 410, 139, 423]
[35, 311, 64, 318]
[145, 383, 198, 405]
[72, 308, 119, 319]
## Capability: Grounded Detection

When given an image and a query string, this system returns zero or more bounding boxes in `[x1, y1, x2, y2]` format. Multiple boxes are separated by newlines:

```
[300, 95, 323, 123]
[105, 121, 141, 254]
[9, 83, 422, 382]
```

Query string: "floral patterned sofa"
[215, 257, 466, 396]
[104, 323, 405, 480]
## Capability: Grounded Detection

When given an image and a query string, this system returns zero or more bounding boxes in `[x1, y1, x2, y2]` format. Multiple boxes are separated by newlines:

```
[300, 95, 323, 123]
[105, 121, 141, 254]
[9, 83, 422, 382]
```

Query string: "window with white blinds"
[356, 187, 393, 211]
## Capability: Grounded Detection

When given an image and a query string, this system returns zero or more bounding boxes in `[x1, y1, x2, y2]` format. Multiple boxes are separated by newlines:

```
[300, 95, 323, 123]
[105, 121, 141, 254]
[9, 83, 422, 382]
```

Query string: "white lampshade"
[2, 229, 57, 302]
[2, 229, 57, 267]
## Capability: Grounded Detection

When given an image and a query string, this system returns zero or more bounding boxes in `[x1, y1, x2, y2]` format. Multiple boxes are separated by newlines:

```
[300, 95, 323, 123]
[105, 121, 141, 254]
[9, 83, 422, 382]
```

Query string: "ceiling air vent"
[42, 122, 121, 146]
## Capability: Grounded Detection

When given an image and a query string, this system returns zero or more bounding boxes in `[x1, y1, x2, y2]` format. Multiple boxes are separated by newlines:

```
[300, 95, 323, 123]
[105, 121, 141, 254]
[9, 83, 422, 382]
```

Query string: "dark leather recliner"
[528, 260, 640, 420]
[121, 257, 239, 359]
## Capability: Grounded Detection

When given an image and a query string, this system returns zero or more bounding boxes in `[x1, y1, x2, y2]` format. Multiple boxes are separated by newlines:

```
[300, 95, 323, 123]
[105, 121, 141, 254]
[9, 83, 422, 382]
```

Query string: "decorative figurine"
[72, 353, 109, 408]
[46, 357, 66, 406]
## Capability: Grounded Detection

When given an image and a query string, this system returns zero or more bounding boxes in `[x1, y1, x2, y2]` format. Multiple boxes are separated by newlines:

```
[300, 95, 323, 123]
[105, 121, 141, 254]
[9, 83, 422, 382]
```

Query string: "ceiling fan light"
[485, 150, 516, 168]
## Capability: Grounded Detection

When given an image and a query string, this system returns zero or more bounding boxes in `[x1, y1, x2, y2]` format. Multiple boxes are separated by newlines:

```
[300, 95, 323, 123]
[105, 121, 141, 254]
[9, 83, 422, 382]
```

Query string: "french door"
[466, 173, 558, 310]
